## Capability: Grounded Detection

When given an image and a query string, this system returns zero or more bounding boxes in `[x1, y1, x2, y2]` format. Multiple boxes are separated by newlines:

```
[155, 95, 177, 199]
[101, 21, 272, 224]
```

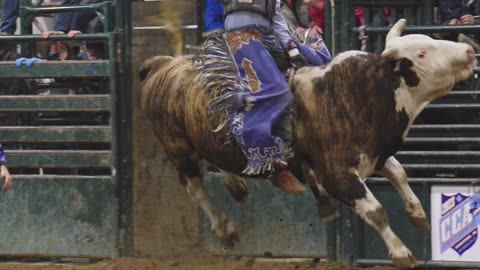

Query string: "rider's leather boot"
[271, 162, 307, 194]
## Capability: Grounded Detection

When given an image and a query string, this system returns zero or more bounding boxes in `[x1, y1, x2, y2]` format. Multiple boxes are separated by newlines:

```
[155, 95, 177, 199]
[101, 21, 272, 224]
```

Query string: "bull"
[138, 19, 477, 269]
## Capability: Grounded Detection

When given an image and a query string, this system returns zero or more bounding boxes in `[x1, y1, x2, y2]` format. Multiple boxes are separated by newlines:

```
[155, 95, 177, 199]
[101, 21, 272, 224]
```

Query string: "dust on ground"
[0, 256, 396, 270]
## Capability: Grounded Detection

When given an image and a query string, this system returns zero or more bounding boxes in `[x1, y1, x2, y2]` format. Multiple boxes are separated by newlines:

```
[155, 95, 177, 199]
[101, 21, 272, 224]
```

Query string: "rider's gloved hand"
[287, 40, 307, 69]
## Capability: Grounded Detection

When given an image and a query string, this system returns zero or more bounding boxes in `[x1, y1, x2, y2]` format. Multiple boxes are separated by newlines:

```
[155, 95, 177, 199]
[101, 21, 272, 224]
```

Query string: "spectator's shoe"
[47, 52, 60, 60]
[458, 33, 480, 53]
[0, 32, 7, 35]
[271, 162, 307, 194]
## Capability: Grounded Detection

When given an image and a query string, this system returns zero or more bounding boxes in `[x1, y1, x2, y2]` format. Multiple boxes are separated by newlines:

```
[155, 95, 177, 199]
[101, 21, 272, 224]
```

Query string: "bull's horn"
[385, 19, 407, 45]
[381, 47, 399, 60]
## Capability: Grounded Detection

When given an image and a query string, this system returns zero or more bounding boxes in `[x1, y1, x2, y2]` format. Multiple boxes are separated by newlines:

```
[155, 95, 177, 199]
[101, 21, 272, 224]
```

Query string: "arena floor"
[0, 256, 396, 270]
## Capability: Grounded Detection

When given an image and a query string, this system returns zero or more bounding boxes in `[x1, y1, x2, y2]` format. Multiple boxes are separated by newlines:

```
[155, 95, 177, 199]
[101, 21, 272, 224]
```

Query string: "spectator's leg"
[0, 0, 19, 35]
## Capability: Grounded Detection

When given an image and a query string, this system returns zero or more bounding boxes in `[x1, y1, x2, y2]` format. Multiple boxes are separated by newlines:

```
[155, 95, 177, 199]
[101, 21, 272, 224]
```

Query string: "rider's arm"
[272, 0, 293, 50]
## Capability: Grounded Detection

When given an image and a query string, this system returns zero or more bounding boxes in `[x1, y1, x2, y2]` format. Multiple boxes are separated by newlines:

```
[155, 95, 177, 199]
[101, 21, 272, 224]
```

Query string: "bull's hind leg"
[179, 160, 239, 247]
[325, 171, 417, 269]
[221, 171, 249, 202]
[376, 157, 430, 231]
[152, 124, 239, 247]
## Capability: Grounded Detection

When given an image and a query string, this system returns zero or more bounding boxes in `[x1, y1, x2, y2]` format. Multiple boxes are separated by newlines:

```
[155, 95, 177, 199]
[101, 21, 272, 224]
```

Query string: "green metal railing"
[325, 0, 435, 55]
[0, 0, 132, 257]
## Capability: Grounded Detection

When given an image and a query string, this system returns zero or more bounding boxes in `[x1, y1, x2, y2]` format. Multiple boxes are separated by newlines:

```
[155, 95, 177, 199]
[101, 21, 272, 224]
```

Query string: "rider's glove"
[287, 40, 307, 69]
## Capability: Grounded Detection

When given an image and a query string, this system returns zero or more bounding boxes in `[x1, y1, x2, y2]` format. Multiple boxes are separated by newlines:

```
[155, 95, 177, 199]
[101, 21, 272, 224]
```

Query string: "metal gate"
[0, 0, 132, 257]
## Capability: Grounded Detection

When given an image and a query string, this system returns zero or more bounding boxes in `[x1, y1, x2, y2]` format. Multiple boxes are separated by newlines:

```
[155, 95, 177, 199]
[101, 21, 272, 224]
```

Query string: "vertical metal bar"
[197, 0, 204, 44]
[423, 0, 434, 25]
[416, 6, 423, 26]
[340, 0, 347, 52]
[405, 7, 415, 25]
[103, 2, 112, 64]
[373, 8, 383, 54]
[103, 2, 112, 32]
[334, 0, 342, 55]
[115, 0, 133, 257]
[324, 0, 332, 54]
[423, 182, 432, 262]
[19, 0, 33, 56]
[391, 7, 398, 22]
[340, 0, 354, 51]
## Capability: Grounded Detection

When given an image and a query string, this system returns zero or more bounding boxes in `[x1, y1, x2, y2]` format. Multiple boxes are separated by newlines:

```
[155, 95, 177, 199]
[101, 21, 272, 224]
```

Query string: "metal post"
[333, 0, 342, 55]
[324, 0, 333, 54]
[340, 0, 353, 51]
[423, 0, 434, 25]
[115, 0, 133, 257]
[19, 0, 33, 56]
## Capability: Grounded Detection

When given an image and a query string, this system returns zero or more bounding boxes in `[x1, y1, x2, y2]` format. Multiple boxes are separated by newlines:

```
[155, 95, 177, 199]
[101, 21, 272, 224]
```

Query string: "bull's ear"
[381, 46, 400, 60]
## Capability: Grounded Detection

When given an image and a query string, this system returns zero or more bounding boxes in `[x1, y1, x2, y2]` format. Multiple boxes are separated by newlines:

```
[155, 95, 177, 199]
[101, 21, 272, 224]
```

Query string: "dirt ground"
[0, 256, 396, 270]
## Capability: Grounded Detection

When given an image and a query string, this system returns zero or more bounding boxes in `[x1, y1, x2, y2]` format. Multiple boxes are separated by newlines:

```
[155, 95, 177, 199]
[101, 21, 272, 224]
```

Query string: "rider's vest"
[222, 0, 276, 21]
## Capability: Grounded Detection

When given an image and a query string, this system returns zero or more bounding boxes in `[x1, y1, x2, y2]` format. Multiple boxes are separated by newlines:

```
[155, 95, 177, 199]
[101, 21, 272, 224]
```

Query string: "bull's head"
[382, 19, 477, 99]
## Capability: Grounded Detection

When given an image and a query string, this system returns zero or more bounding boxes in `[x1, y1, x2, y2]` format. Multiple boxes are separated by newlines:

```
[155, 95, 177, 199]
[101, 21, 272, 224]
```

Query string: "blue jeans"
[0, 0, 18, 34]
[53, 0, 103, 33]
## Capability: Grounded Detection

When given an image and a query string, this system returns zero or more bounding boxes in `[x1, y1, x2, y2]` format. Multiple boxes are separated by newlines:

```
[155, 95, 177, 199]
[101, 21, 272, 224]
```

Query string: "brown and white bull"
[138, 19, 477, 269]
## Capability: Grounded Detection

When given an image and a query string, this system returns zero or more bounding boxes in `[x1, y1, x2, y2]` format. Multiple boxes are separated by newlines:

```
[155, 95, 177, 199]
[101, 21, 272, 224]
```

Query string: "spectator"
[43, 0, 104, 60]
[438, 0, 476, 25]
[303, 0, 324, 36]
[0, 0, 18, 35]
[204, 0, 224, 33]
[355, 7, 392, 51]
[0, 144, 12, 192]
[281, 0, 323, 44]
[437, 0, 480, 51]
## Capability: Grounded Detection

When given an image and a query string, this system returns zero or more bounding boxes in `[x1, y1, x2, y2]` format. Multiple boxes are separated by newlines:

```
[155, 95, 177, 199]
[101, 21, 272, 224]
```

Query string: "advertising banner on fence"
[431, 186, 480, 261]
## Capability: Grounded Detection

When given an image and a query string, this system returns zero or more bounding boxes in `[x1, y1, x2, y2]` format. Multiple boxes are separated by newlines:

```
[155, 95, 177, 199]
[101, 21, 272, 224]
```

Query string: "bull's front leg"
[325, 170, 417, 269]
[300, 162, 339, 222]
[375, 156, 431, 231]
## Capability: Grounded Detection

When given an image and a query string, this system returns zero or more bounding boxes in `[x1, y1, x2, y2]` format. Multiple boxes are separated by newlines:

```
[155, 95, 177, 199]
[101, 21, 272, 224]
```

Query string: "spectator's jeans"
[0, 0, 18, 34]
[53, 0, 103, 33]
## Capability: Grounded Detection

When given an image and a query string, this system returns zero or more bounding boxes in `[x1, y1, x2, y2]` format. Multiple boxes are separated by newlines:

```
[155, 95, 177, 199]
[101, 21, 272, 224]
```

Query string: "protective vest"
[223, 0, 276, 20]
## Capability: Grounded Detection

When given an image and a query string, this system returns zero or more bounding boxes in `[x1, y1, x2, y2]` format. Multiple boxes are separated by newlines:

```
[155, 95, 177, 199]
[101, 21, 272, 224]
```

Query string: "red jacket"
[309, 3, 325, 31]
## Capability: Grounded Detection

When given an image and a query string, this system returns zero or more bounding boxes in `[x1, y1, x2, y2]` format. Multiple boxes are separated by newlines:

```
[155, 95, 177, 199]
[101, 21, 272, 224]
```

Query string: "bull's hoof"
[213, 214, 239, 248]
[389, 246, 418, 269]
[317, 202, 339, 223]
[409, 215, 431, 232]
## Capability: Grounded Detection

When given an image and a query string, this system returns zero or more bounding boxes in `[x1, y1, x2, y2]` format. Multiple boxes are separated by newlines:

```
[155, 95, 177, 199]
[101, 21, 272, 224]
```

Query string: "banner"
[431, 186, 480, 261]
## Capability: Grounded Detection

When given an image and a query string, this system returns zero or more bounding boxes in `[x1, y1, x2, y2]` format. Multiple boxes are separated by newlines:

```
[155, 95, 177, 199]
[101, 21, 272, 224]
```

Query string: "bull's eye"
[418, 51, 426, 59]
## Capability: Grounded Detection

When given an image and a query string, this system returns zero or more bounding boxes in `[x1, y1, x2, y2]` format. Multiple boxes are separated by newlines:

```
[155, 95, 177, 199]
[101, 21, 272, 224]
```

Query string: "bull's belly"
[184, 91, 249, 175]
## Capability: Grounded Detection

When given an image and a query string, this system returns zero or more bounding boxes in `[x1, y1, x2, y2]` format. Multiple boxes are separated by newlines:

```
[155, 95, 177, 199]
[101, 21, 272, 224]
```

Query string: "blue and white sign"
[431, 186, 480, 261]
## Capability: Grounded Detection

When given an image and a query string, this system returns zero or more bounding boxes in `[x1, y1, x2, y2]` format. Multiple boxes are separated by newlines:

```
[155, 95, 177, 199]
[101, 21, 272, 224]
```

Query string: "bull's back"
[140, 55, 247, 173]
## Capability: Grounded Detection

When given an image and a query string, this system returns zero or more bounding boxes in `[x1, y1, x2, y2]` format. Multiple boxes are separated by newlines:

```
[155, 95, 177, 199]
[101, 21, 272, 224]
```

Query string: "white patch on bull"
[296, 50, 368, 82]
[354, 185, 416, 268]
[354, 187, 383, 220]
[375, 157, 430, 231]
[356, 153, 378, 179]
[332, 50, 369, 65]
[393, 84, 430, 140]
